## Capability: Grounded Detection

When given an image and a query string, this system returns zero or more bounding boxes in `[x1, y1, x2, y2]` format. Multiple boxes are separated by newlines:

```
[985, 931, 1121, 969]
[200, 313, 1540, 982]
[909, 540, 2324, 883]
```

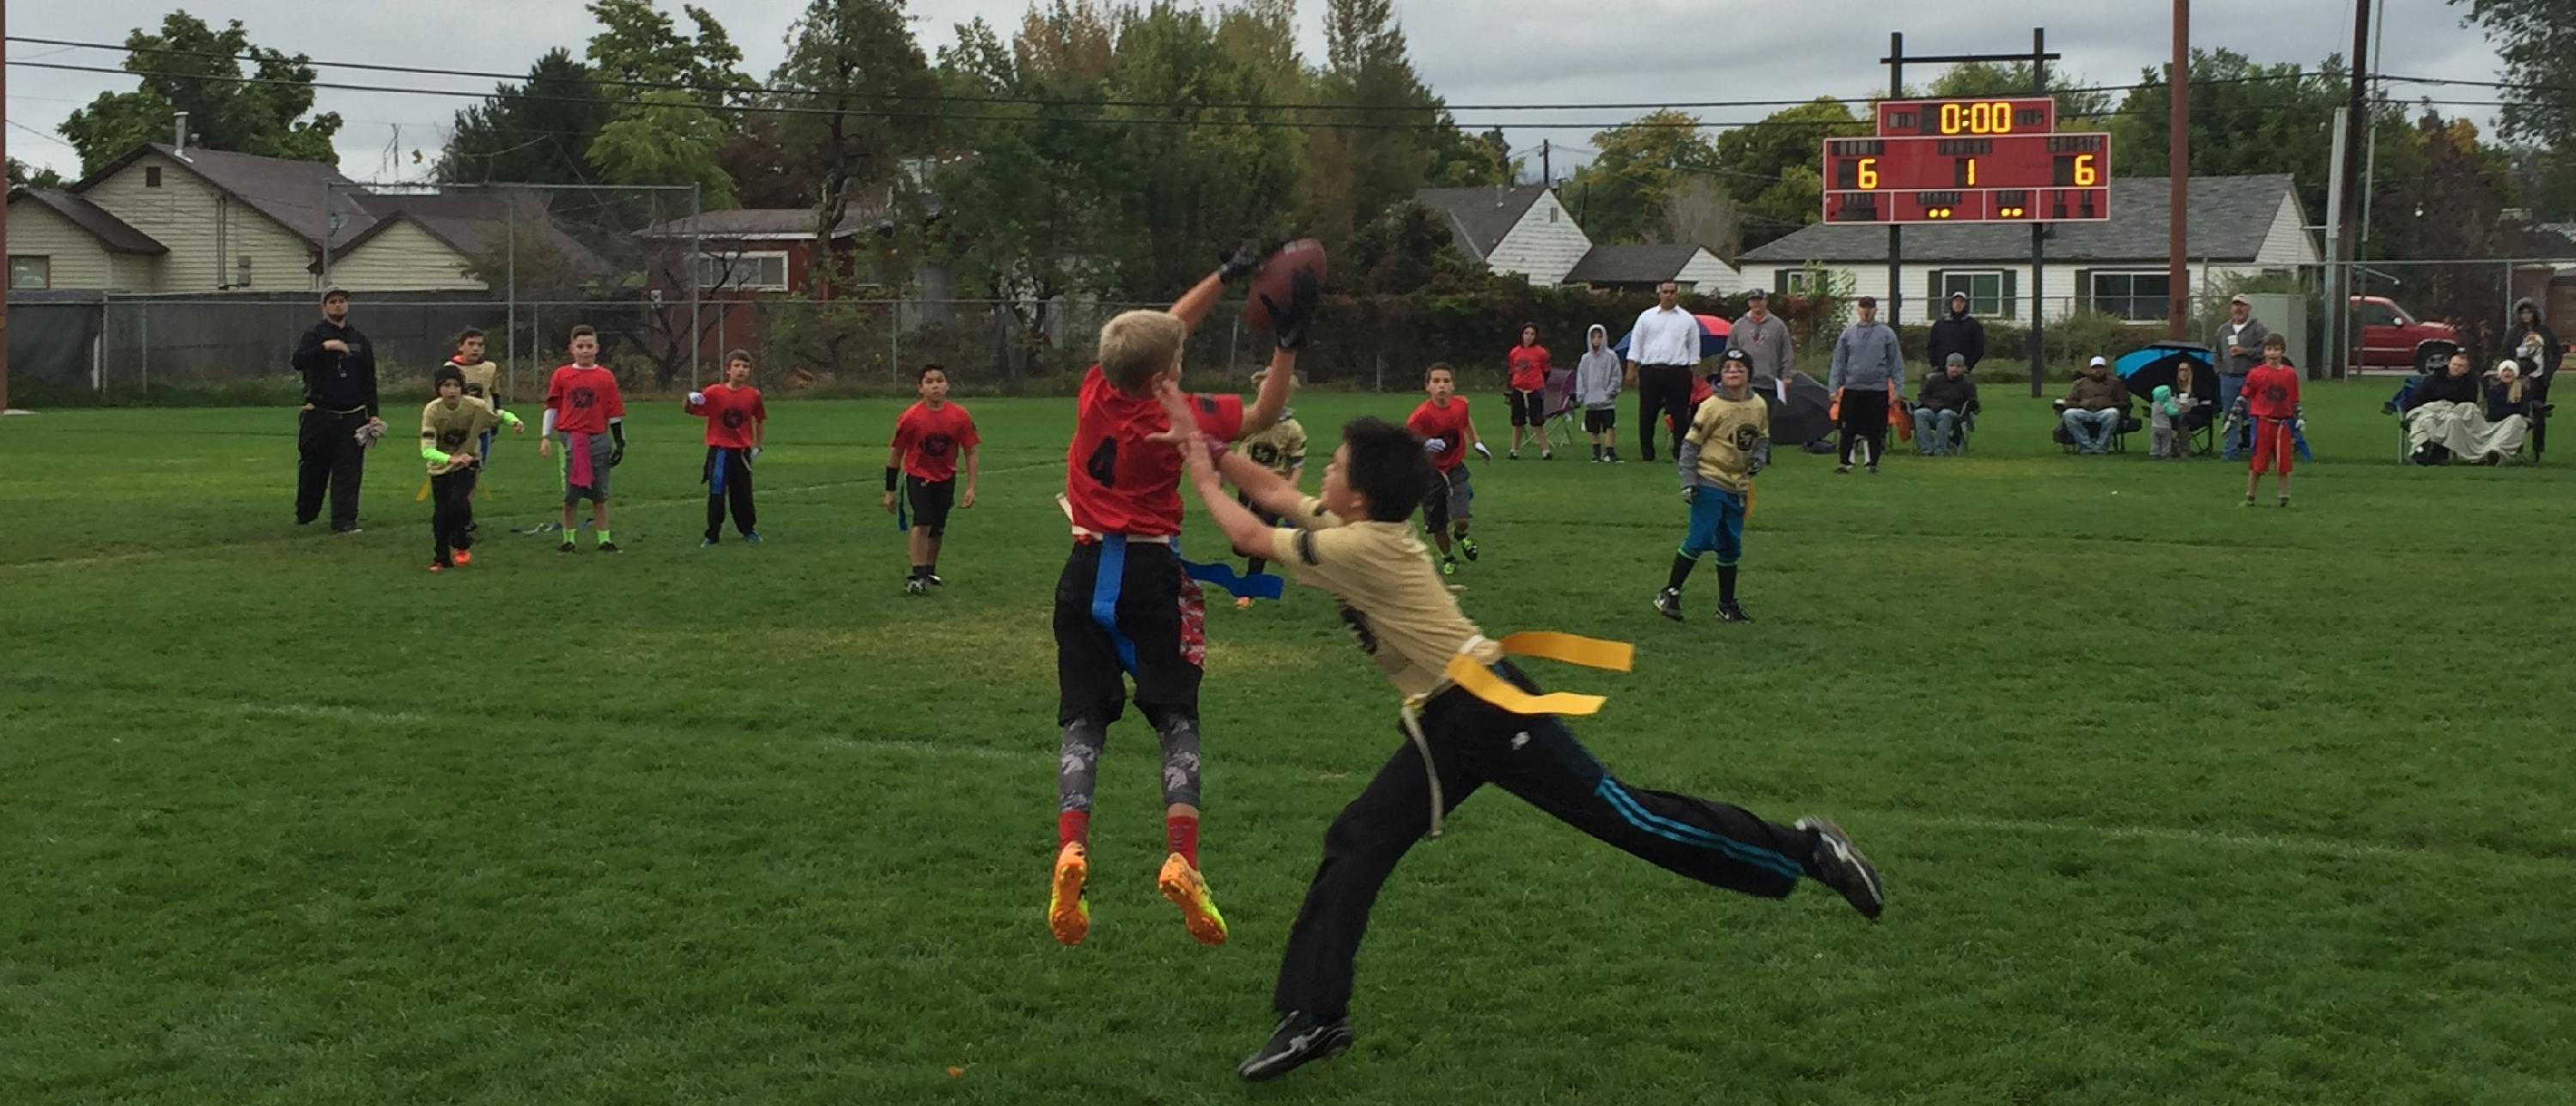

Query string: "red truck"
[2354, 295, 2461, 372]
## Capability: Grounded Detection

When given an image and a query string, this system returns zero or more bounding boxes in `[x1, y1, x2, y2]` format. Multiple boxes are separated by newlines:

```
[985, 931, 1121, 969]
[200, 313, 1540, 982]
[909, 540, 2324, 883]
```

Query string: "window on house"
[693, 251, 790, 292]
[2088, 272, 2172, 322]
[7, 256, 49, 290]
[1940, 271, 2008, 318]
[1782, 270, 1817, 297]
[145, 167, 163, 187]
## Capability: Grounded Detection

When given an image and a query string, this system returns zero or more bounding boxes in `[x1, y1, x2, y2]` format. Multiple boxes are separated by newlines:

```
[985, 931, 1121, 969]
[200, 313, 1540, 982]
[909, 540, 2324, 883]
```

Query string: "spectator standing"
[291, 288, 383, 533]
[1504, 324, 1554, 460]
[1624, 281, 1704, 462]
[1827, 295, 1905, 473]
[2209, 294, 2269, 459]
[1574, 324, 1625, 462]
[1731, 289, 1794, 387]
[1925, 291, 1986, 373]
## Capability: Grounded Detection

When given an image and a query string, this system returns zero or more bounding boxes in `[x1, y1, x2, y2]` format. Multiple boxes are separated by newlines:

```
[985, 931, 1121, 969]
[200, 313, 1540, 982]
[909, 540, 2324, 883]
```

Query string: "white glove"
[1423, 437, 1447, 453]
[1680, 486, 1698, 504]
[688, 391, 706, 405]
[748, 447, 762, 465]
[1471, 441, 1493, 462]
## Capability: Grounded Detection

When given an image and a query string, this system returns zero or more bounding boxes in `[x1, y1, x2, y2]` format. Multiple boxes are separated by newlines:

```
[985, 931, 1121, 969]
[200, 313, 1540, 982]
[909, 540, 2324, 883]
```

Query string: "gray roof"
[1740, 174, 2303, 265]
[1565, 244, 1709, 284]
[13, 187, 167, 254]
[1413, 185, 1552, 258]
[138, 143, 363, 246]
[324, 191, 617, 279]
[638, 197, 901, 240]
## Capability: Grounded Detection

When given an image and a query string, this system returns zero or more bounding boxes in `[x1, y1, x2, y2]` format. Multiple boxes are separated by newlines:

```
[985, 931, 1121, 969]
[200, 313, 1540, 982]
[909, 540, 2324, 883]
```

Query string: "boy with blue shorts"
[1656, 349, 1767, 624]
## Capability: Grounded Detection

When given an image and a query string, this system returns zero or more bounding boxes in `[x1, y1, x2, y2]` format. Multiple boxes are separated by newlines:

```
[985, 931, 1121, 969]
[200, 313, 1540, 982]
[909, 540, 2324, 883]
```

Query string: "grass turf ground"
[3, 381, 2573, 1104]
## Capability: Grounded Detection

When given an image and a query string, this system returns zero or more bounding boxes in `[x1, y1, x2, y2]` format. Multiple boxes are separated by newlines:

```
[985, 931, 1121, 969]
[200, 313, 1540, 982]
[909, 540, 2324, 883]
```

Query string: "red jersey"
[2245, 363, 2301, 419]
[687, 384, 766, 449]
[544, 365, 626, 434]
[1506, 344, 1552, 393]
[892, 400, 981, 483]
[1061, 365, 1244, 537]
[1408, 398, 1473, 472]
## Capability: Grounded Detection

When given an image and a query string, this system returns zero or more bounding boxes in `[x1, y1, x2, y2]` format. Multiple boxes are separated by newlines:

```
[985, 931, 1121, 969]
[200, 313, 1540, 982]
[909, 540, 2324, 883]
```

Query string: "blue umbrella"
[2115, 342, 2218, 410]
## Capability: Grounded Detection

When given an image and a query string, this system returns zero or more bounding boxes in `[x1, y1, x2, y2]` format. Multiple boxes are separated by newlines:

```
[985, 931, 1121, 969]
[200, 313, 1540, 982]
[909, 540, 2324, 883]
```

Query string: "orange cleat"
[1048, 842, 1091, 946]
[1158, 853, 1229, 946]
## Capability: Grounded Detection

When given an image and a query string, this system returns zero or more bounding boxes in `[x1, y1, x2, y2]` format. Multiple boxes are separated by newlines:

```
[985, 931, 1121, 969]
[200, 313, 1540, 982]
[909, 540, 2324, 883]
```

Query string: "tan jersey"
[450, 359, 501, 406]
[1683, 392, 1769, 494]
[1239, 416, 1307, 479]
[1273, 496, 1499, 697]
[421, 396, 505, 475]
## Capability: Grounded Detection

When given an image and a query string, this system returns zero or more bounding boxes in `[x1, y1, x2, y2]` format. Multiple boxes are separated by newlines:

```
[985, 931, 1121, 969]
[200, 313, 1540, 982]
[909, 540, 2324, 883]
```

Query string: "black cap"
[1721, 349, 1752, 365]
[1745, 288, 1769, 300]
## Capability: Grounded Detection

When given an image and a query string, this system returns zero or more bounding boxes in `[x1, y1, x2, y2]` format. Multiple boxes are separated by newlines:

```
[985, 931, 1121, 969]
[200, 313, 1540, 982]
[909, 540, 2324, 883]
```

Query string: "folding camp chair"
[1544, 368, 1582, 449]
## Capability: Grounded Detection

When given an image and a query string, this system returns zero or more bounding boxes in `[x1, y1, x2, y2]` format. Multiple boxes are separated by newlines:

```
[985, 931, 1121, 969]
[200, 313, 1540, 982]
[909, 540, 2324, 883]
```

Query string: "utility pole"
[2330, 0, 2374, 380]
[1540, 139, 1551, 185]
[2166, 0, 2190, 342]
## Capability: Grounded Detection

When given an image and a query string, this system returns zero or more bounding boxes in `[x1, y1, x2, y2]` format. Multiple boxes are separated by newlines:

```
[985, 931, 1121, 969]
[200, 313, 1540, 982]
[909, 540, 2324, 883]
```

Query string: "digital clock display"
[1875, 97, 2057, 137]
[1820, 131, 2111, 225]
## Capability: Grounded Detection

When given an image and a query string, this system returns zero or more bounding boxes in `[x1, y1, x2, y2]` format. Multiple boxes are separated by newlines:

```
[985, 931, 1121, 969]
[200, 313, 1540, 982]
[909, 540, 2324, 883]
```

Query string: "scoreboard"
[1823, 98, 2111, 224]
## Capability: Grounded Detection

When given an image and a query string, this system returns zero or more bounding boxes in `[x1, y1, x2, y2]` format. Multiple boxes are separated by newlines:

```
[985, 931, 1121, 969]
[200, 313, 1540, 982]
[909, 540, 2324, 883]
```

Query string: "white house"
[1738, 174, 2318, 322]
[1413, 185, 1742, 294]
[1563, 243, 1738, 295]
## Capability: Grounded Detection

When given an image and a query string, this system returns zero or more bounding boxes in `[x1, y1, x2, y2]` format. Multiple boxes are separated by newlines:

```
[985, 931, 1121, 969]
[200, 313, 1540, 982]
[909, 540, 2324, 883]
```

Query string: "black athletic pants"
[430, 470, 477, 564]
[1271, 665, 1813, 1020]
[1837, 388, 1891, 466]
[703, 447, 757, 540]
[296, 407, 370, 530]
[1636, 366, 1695, 461]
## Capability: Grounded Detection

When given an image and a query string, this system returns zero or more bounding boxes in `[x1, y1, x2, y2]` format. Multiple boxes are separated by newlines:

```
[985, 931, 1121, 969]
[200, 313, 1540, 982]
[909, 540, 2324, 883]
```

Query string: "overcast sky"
[6, 0, 2506, 184]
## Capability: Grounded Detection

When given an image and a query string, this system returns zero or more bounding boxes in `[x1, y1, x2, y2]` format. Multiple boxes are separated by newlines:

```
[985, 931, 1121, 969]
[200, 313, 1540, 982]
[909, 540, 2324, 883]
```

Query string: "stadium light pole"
[2166, 0, 2190, 343]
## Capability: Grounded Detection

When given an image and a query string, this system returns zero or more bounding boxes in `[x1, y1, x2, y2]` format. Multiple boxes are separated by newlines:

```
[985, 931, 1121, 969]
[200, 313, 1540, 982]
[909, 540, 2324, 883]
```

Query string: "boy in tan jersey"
[420, 364, 523, 571]
[1164, 398, 1885, 1083]
[1657, 349, 1770, 623]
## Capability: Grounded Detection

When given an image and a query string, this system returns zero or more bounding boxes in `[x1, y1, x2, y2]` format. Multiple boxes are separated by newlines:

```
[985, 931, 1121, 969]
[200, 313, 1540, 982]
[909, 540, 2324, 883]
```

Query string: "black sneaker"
[1717, 601, 1753, 624]
[597, 542, 622, 554]
[1833, 464, 1853, 475]
[1795, 817, 1884, 921]
[1238, 1011, 1353, 1082]
[1457, 537, 1479, 562]
[558, 541, 577, 554]
[1653, 587, 1684, 622]
[1866, 464, 1880, 475]
[905, 577, 927, 596]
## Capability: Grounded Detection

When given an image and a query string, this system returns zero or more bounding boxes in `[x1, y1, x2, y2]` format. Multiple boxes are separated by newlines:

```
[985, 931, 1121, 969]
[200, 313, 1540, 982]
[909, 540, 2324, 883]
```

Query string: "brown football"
[1247, 239, 1326, 331]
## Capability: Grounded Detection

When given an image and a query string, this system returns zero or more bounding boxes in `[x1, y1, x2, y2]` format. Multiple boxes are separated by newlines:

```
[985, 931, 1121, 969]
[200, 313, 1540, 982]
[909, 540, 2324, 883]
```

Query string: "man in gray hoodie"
[1828, 295, 1905, 473]
[1731, 289, 1794, 387]
[1574, 323, 1625, 462]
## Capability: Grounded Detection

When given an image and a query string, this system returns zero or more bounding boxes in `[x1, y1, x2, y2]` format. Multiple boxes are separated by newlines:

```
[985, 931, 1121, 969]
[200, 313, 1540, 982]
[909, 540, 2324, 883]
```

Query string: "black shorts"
[1583, 408, 1617, 433]
[906, 476, 956, 535]
[1506, 388, 1546, 427]
[1054, 538, 1206, 729]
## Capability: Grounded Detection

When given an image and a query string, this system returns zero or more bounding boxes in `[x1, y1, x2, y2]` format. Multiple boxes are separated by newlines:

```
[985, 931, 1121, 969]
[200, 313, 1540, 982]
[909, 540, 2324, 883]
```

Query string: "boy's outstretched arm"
[1180, 434, 1279, 562]
[1156, 383, 1303, 520]
[1171, 242, 1264, 331]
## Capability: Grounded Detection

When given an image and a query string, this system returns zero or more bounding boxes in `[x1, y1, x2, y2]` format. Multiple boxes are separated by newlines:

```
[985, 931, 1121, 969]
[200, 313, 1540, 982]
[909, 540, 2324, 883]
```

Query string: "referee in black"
[291, 288, 383, 533]
[1623, 281, 1703, 462]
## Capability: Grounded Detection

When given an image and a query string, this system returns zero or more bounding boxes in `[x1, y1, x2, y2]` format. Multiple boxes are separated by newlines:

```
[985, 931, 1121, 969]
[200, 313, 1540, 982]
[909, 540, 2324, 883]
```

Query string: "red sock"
[1166, 814, 1200, 867]
[1059, 810, 1090, 849]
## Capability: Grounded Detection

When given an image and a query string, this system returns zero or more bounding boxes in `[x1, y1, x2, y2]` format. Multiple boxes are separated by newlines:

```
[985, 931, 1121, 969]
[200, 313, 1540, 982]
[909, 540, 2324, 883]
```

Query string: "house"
[1415, 185, 1595, 287]
[3, 142, 592, 294]
[1738, 174, 2318, 323]
[1563, 243, 1738, 295]
[635, 196, 957, 365]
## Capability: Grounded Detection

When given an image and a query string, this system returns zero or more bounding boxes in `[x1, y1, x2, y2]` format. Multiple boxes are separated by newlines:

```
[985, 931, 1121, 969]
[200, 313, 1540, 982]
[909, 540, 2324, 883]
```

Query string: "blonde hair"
[1097, 310, 1188, 392]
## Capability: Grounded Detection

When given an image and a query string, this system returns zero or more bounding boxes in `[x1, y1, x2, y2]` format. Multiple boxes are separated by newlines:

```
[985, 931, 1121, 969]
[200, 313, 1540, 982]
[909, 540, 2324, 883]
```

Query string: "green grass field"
[5, 382, 2573, 1104]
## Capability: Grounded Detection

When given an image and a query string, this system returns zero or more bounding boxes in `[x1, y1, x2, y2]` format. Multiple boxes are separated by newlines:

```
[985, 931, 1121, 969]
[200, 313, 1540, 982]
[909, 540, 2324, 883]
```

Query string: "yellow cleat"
[1157, 853, 1229, 946]
[1048, 842, 1091, 946]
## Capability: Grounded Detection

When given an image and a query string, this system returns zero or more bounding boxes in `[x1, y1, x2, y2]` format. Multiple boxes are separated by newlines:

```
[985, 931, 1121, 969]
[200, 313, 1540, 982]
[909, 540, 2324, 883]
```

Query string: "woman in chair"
[2404, 352, 2524, 465]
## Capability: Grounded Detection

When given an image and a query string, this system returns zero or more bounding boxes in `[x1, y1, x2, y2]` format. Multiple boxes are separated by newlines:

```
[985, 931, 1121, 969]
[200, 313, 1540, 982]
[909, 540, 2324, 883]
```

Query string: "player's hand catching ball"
[1216, 240, 1264, 284]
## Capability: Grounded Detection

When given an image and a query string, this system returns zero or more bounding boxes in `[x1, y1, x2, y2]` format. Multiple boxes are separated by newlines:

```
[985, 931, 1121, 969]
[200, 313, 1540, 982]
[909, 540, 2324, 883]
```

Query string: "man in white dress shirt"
[1624, 281, 1705, 462]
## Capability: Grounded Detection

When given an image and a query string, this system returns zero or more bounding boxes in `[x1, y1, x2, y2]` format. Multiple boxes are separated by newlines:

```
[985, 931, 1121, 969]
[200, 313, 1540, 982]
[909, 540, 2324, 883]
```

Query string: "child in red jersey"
[883, 363, 980, 593]
[536, 325, 627, 553]
[2239, 332, 2302, 507]
[1046, 243, 1313, 951]
[1406, 363, 1492, 576]
[1504, 323, 1553, 460]
[688, 349, 768, 548]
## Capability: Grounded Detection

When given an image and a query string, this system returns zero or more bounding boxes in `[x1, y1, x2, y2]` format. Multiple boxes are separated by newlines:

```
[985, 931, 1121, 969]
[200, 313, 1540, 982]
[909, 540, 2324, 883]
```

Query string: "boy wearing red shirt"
[1406, 363, 1492, 576]
[2239, 332, 2302, 507]
[688, 349, 768, 548]
[536, 325, 627, 553]
[1504, 323, 1553, 460]
[1047, 243, 1312, 951]
[883, 363, 980, 593]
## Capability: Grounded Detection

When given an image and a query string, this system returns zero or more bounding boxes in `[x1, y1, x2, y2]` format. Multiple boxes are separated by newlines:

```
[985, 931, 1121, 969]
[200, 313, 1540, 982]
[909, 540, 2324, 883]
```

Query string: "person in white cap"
[2208, 294, 2269, 458]
[2058, 355, 2127, 454]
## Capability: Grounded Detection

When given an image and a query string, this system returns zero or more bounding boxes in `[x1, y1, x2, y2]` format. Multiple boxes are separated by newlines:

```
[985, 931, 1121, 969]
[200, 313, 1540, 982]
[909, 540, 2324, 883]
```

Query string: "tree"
[1567, 110, 1722, 246]
[1923, 63, 2114, 120]
[58, 13, 342, 174]
[582, 1, 756, 202]
[8, 158, 66, 189]
[2098, 49, 2347, 222]
[2456, 0, 2576, 149]
[1662, 174, 1741, 261]
[589, 91, 740, 205]
[769, 0, 942, 292]
[436, 49, 615, 185]
[2379, 112, 2518, 349]
[1425, 118, 1510, 188]
[1709, 99, 1868, 250]
[1300, 0, 1437, 252]
[931, 14, 1102, 369]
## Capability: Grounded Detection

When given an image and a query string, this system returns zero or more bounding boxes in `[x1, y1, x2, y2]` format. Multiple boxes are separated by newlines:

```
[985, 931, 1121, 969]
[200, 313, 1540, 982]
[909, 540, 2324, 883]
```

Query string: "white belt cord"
[1400, 699, 1444, 841]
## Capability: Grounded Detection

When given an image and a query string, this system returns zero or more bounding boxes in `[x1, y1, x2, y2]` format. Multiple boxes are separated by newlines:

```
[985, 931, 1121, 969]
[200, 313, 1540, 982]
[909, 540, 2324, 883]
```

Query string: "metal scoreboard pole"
[1887, 33, 1905, 328]
[2030, 27, 2049, 398]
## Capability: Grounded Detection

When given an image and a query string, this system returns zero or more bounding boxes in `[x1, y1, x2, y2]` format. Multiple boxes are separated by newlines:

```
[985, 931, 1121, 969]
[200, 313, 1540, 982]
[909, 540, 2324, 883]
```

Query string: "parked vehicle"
[2354, 295, 2460, 372]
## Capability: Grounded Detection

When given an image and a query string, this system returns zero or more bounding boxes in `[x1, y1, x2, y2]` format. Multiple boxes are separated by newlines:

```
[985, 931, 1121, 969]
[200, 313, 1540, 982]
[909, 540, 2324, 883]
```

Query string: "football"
[1248, 239, 1327, 331]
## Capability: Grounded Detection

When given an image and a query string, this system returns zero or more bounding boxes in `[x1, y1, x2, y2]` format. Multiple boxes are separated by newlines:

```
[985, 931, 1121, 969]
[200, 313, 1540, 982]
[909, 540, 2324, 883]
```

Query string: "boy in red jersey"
[1047, 243, 1314, 950]
[688, 349, 768, 548]
[537, 325, 628, 553]
[1504, 323, 1552, 460]
[1406, 363, 1492, 577]
[883, 363, 979, 594]
[2239, 332, 2303, 507]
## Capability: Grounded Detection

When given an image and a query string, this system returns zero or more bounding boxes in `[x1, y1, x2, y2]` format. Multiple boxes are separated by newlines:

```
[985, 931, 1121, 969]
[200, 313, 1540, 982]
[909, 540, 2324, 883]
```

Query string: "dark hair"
[919, 362, 946, 381]
[568, 325, 598, 342]
[2261, 332, 2286, 350]
[453, 328, 485, 349]
[1519, 322, 1538, 338]
[1424, 362, 1454, 383]
[1340, 417, 1433, 523]
[725, 349, 754, 367]
[432, 365, 465, 390]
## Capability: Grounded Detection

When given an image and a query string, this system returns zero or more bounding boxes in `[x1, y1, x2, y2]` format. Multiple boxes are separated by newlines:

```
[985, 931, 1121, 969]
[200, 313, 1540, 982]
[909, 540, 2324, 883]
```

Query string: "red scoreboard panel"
[1820, 132, 2111, 224]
